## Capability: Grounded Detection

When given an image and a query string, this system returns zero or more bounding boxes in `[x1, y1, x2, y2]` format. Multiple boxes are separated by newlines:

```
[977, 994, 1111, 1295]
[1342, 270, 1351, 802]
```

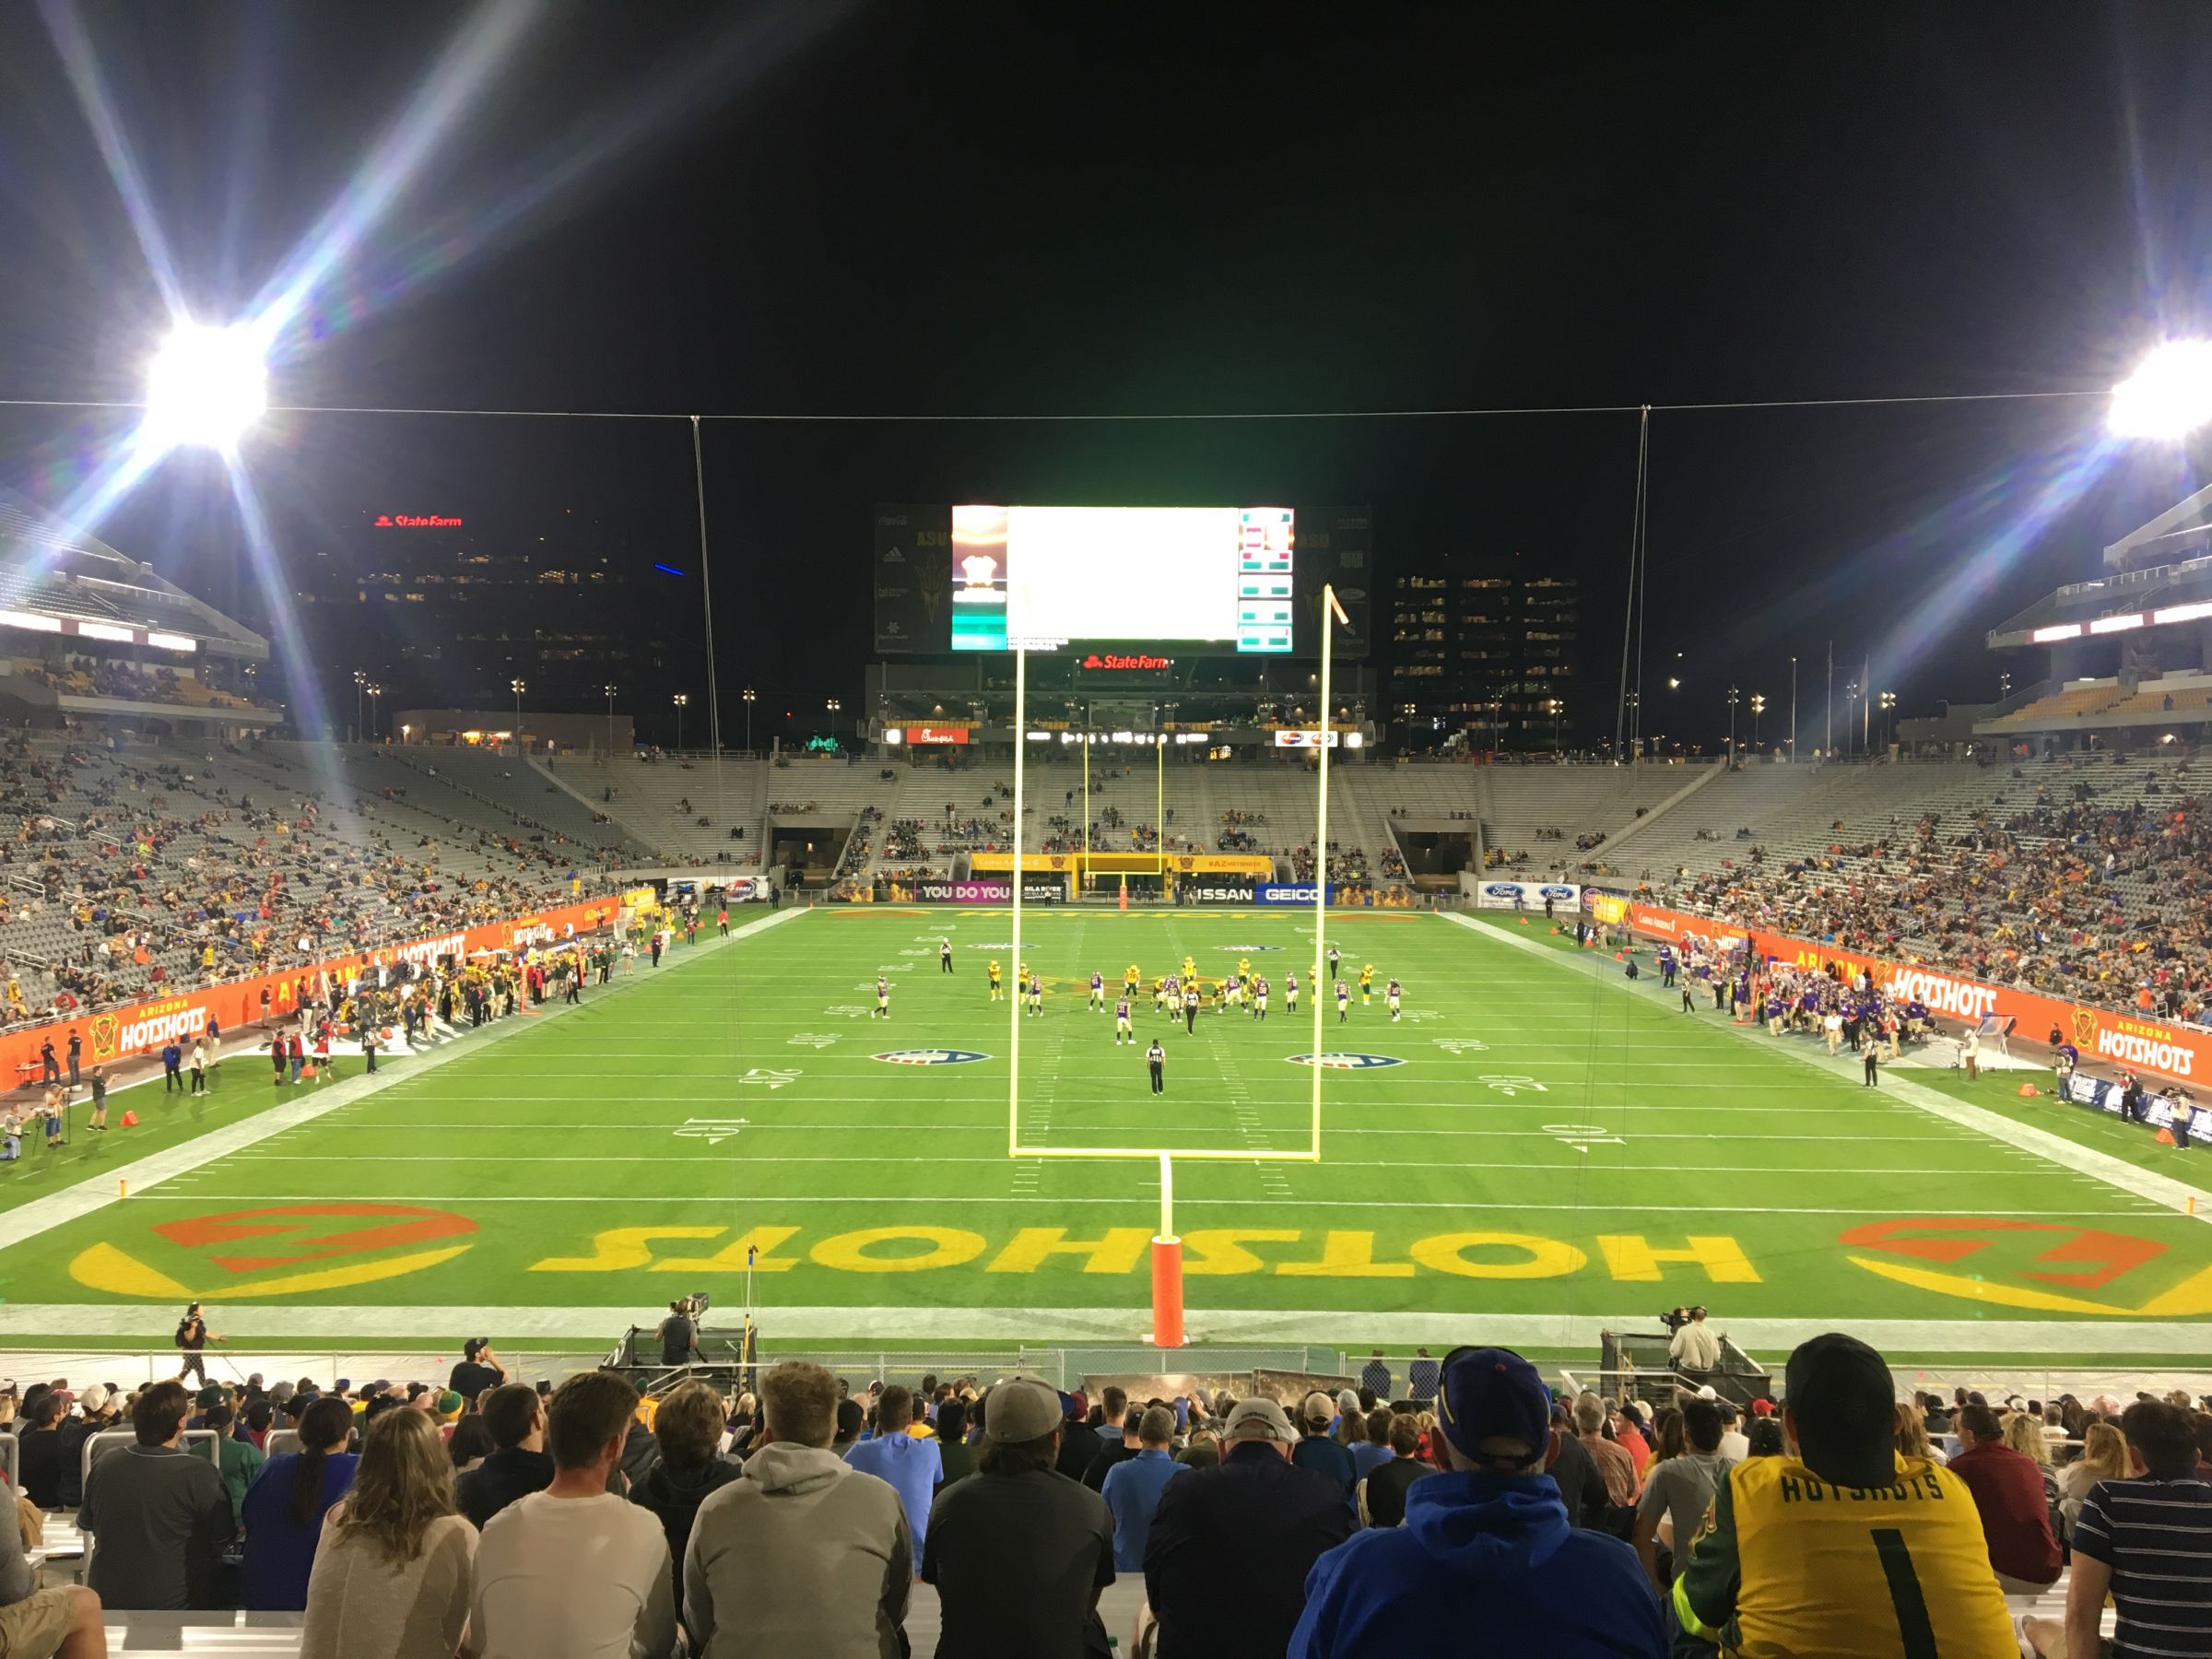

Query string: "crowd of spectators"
[18, 658, 276, 713]
[1667, 759, 2212, 1023]
[0, 737, 583, 1027]
[6, 1332, 2207, 1657]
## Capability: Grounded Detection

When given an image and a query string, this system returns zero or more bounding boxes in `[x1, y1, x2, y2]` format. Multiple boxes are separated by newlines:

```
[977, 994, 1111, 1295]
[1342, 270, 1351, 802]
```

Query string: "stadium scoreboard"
[875, 502, 1370, 658]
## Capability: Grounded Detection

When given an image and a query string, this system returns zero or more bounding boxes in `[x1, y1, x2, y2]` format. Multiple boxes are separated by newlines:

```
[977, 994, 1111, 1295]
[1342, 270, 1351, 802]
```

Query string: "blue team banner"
[1253, 882, 1335, 905]
[2061, 1068, 2210, 1143]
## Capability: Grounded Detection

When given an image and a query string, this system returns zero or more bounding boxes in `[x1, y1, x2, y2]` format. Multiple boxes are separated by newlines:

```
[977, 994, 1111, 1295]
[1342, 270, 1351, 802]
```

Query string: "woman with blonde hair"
[300, 1406, 475, 1659]
[1894, 1401, 1944, 1465]
[2002, 1411, 2065, 1546]
[2057, 1420, 2128, 1541]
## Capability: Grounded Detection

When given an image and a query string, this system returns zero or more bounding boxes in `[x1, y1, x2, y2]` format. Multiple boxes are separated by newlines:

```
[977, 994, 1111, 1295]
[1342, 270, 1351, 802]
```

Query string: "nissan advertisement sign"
[1183, 878, 1258, 903]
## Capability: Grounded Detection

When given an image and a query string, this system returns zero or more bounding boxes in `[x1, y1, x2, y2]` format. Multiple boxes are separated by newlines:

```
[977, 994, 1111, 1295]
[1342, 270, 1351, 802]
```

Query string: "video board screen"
[948, 505, 1294, 653]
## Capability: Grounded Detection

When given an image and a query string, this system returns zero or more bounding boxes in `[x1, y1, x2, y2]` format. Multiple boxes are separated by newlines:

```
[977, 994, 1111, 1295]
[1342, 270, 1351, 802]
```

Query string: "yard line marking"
[0, 906, 807, 1250]
[1450, 912, 2212, 1223]
[145, 1191, 2166, 1216]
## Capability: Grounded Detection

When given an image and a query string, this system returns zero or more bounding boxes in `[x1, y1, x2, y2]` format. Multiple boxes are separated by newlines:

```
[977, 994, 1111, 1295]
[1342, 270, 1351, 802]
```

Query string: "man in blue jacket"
[1288, 1347, 1666, 1659]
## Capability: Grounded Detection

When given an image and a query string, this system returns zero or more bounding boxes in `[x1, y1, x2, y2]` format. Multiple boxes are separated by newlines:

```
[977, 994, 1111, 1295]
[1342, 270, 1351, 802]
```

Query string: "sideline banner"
[1254, 882, 1334, 906]
[915, 878, 1064, 903]
[1476, 880, 1579, 912]
[6, 897, 617, 1077]
[1182, 879, 1257, 903]
[1625, 900, 2212, 1086]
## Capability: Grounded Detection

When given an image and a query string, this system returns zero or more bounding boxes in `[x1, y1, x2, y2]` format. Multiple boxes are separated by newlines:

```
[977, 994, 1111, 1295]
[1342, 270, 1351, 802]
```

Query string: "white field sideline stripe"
[127, 1192, 2163, 1216]
[1, 1302, 2208, 1355]
[1449, 912, 2212, 1223]
[0, 907, 806, 1251]
[307, 1098, 1926, 1113]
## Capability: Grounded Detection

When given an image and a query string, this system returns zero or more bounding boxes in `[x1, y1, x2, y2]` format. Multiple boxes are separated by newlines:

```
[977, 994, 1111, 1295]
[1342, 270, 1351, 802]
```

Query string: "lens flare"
[2111, 341, 2212, 441]
[145, 322, 268, 453]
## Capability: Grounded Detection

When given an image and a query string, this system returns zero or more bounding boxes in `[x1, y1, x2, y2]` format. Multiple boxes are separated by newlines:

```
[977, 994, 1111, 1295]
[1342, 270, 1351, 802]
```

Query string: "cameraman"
[1668, 1305, 1721, 1379]
[658, 1300, 701, 1367]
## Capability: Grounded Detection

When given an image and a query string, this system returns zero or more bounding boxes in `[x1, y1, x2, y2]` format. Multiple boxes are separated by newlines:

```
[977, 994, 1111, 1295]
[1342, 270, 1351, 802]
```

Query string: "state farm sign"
[1080, 653, 1171, 671]
[373, 514, 465, 528]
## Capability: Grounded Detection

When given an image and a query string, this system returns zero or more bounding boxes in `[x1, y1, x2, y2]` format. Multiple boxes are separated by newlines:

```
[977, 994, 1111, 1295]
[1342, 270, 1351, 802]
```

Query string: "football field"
[2, 904, 2210, 1361]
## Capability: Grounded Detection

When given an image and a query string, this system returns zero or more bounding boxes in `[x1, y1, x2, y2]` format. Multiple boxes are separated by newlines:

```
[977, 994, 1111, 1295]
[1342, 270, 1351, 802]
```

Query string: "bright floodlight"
[145, 321, 267, 452]
[2110, 340, 2212, 440]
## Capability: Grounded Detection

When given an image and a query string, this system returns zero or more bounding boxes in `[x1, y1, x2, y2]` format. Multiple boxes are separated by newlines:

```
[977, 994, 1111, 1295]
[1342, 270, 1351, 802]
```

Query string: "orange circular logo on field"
[1841, 1217, 2212, 1317]
[71, 1203, 477, 1300]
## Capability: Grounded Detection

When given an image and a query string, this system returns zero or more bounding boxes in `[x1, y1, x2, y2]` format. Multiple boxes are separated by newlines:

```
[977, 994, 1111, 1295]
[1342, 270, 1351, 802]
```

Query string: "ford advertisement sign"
[1477, 881, 1580, 912]
[1253, 882, 1335, 905]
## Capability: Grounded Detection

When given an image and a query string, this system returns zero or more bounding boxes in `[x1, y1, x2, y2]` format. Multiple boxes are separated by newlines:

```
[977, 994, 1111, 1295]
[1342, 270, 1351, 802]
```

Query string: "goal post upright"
[1310, 581, 1345, 1162]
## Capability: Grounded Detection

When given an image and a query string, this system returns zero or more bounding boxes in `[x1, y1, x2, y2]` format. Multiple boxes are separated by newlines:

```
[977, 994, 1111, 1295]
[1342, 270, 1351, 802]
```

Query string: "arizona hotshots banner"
[1, 898, 617, 1079]
[1626, 900, 2212, 1087]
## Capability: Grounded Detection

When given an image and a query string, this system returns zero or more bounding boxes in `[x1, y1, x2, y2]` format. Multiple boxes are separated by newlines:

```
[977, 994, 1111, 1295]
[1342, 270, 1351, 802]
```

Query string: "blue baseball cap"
[1438, 1347, 1551, 1467]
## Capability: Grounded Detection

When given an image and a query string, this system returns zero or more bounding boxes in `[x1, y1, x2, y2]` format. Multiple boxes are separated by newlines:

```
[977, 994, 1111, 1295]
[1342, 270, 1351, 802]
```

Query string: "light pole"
[509, 677, 526, 752]
[366, 682, 382, 741]
[1843, 680, 1860, 756]
[352, 669, 366, 741]
[1878, 689, 1897, 750]
[1547, 698, 1563, 751]
[1749, 692, 1766, 751]
[603, 684, 618, 757]
[1725, 684, 1739, 761]
[673, 692, 689, 751]
[1789, 656, 1797, 762]
[742, 686, 756, 754]
[826, 696, 842, 744]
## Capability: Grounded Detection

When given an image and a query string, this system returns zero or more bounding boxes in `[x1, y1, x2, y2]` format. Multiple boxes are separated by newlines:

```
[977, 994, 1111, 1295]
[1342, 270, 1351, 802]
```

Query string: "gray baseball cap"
[982, 1376, 1061, 1443]
[1223, 1396, 1299, 1442]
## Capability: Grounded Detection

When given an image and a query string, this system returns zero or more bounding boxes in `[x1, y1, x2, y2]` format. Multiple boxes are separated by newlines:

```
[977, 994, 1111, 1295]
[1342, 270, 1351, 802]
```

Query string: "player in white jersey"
[1253, 977, 1269, 1021]
[1089, 971, 1105, 1011]
[1027, 973, 1044, 1014]
[1386, 976, 1403, 1021]
[1335, 979, 1350, 1022]
[1227, 973, 1243, 1008]
[873, 976, 889, 1018]
[1286, 972, 1300, 1013]
[1114, 996, 1133, 1043]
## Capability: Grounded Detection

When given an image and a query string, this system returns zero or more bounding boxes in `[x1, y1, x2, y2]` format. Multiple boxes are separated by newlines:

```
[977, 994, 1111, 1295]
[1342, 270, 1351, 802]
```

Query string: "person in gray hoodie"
[683, 1360, 911, 1659]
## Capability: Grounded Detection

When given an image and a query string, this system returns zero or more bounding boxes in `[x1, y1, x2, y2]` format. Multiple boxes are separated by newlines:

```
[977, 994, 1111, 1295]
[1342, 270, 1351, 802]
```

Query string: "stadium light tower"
[366, 682, 382, 740]
[672, 691, 688, 750]
[603, 683, 618, 757]
[1749, 692, 1766, 749]
[352, 669, 367, 740]
[145, 320, 268, 453]
[2110, 341, 2212, 440]
[1879, 689, 1897, 749]
[509, 677, 526, 749]
[1725, 684, 1739, 759]
[742, 686, 756, 754]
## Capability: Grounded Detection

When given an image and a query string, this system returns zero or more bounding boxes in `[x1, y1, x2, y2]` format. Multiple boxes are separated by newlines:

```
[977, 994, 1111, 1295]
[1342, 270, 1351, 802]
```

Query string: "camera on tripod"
[673, 1290, 710, 1322]
[1658, 1306, 1692, 1334]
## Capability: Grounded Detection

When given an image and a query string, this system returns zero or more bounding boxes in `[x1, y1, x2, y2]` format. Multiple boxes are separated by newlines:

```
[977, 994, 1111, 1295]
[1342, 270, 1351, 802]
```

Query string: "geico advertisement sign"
[1254, 883, 1333, 905]
[1881, 967, 1999, 1022]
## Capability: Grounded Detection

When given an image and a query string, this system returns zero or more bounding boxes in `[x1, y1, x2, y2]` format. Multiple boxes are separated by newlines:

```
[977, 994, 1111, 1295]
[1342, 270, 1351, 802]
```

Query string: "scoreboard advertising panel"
[874, 504, 1369, 657]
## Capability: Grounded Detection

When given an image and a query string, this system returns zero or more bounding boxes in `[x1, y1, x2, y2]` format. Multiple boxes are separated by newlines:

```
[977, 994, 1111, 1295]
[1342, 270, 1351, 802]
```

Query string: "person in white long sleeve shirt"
[472, 1371, 677, 1659]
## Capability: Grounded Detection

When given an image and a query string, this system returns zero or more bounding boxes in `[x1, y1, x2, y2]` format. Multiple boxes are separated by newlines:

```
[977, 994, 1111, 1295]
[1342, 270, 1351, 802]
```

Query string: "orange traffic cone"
[2158, 1127, 2177, 1145]
[2017, 1084, 2039, 1099]
[1613, 950, 1625, 961]
[1519, 917, 1529, 926]
[119, 1109, 137, 1126]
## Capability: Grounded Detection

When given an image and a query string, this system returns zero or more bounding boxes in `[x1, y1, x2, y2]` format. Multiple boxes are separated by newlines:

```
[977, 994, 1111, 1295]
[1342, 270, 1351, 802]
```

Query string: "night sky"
[3, 1, 2210, 745]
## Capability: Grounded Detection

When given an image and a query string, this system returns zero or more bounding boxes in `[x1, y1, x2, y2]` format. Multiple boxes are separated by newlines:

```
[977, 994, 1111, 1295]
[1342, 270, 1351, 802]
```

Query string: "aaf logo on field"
[874, 1049, 991, 1065]
[1288, 1053, 1406, 1069]
[1218, 944, 1283, 952]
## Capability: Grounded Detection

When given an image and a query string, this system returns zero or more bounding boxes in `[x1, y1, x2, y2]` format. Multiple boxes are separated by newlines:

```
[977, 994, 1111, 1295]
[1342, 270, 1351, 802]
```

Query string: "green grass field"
[2, 903, 2209, 1359]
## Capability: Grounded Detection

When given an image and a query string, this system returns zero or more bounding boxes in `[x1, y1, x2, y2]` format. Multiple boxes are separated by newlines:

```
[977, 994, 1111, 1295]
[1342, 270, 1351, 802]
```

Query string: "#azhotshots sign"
[916, 879, 1063, 903]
